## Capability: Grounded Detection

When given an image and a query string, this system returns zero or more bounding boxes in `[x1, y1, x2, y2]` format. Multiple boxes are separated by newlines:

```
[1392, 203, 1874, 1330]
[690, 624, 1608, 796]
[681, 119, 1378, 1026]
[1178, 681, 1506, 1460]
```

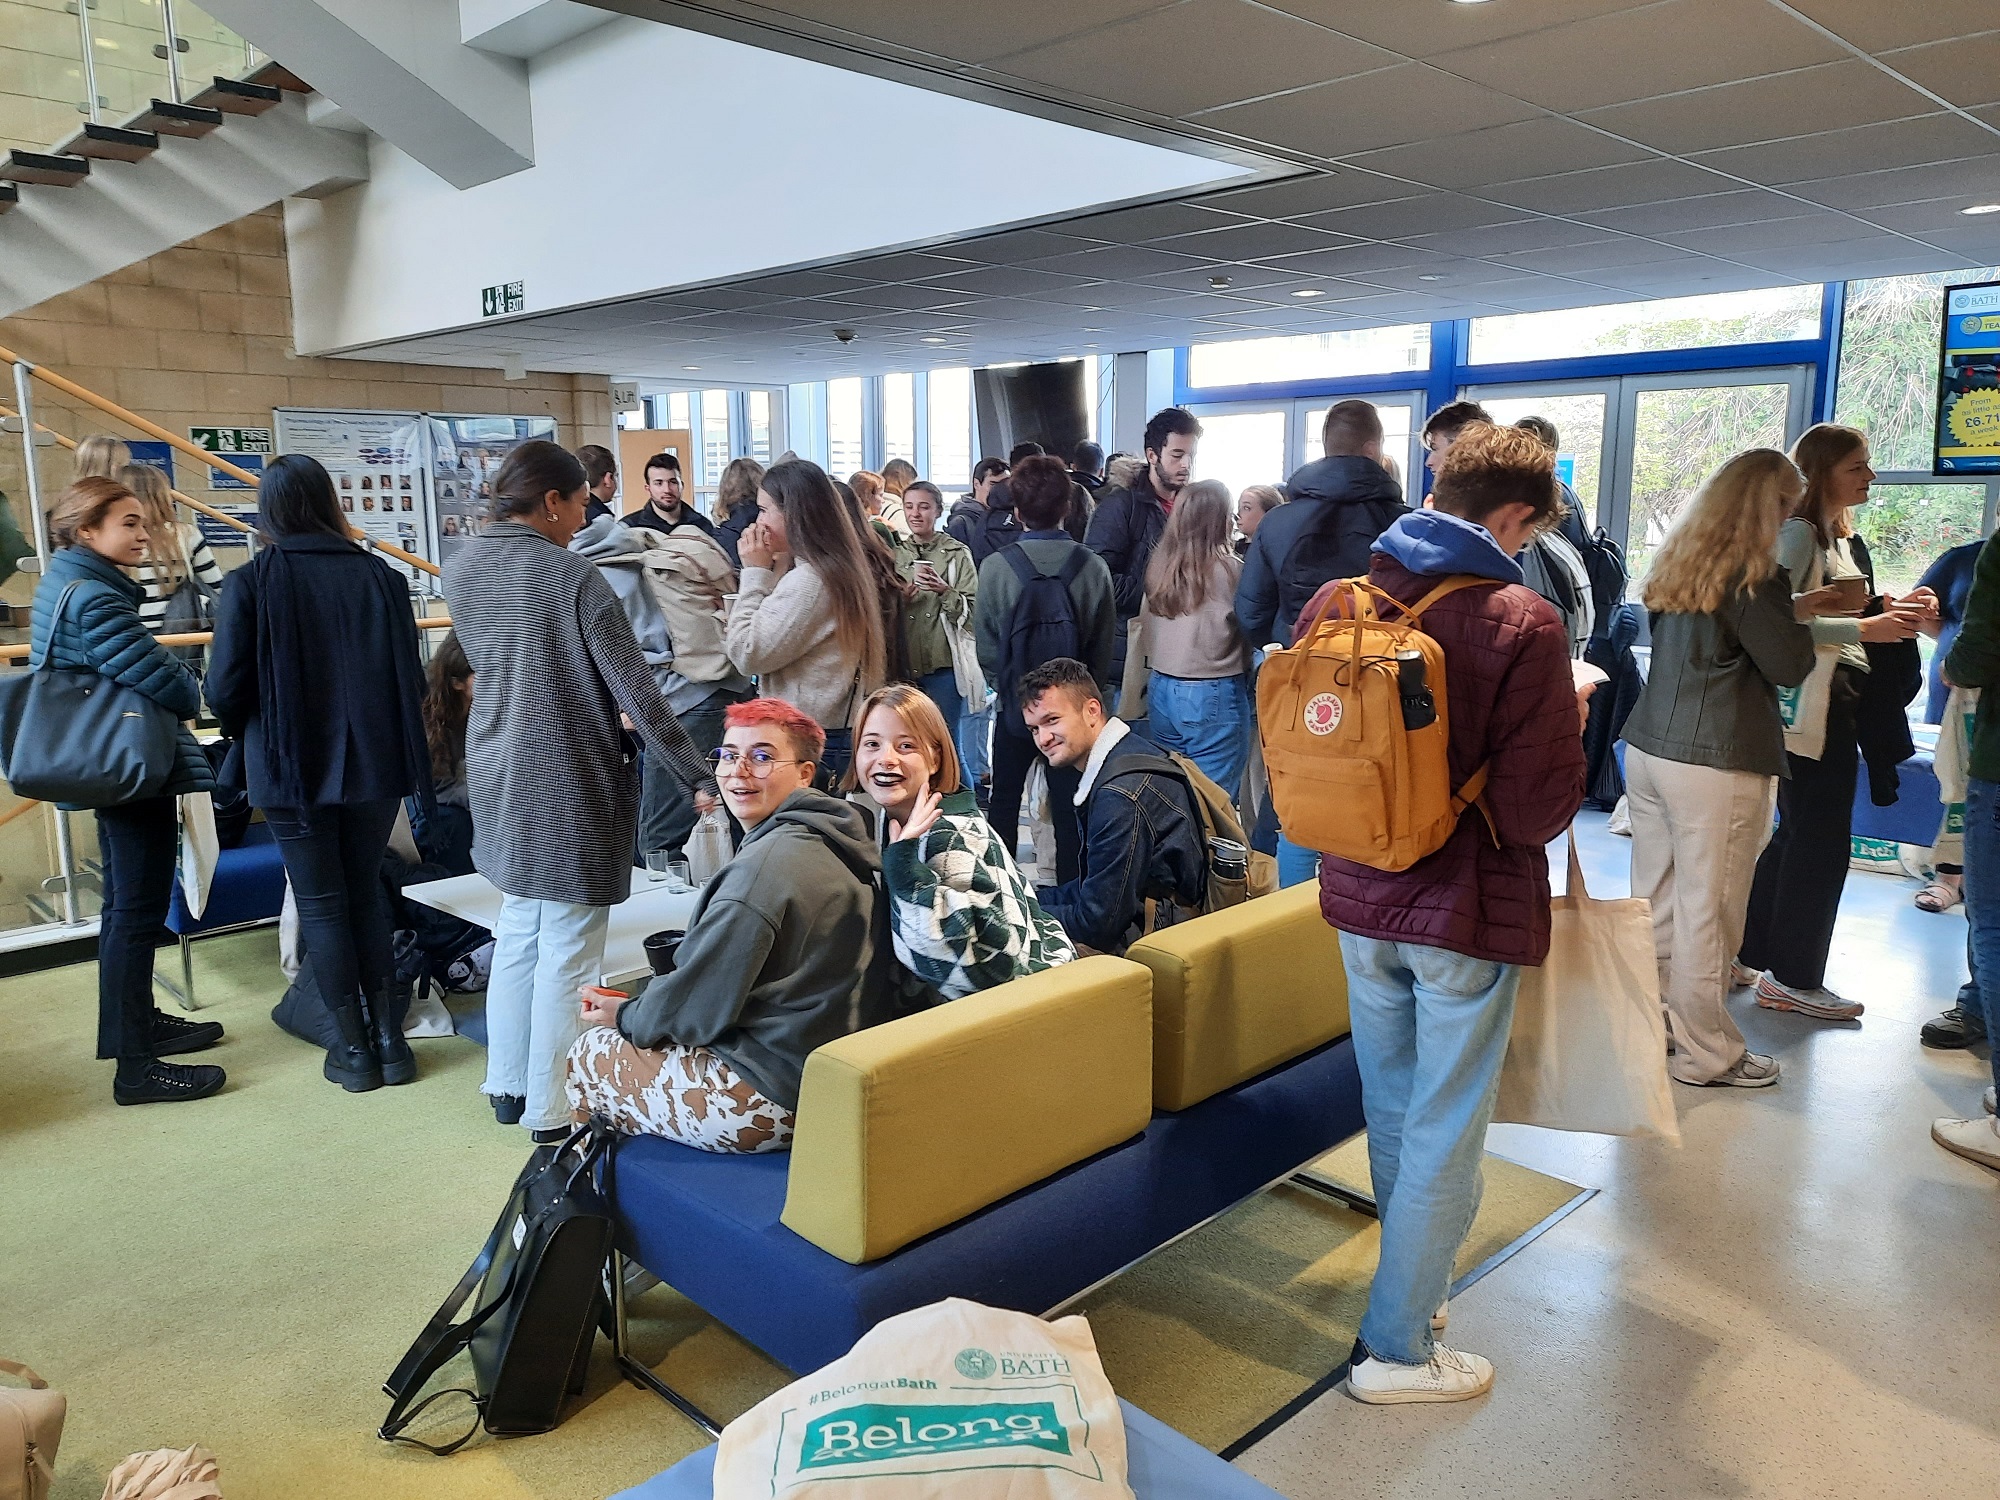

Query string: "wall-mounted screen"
[1936, 279, 2000, 474]
[973, 360, 1089, 462]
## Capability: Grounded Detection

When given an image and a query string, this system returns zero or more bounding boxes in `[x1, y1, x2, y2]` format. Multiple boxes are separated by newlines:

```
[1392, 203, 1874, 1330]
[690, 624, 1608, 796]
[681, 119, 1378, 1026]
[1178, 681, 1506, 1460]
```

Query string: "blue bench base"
[613, 1035, 1364, 1377]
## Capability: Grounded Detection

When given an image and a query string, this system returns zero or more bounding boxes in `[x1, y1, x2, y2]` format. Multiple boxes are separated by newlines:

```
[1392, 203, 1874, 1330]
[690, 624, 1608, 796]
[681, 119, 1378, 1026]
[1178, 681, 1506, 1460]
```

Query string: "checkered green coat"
[880, 789, 1076, 1000]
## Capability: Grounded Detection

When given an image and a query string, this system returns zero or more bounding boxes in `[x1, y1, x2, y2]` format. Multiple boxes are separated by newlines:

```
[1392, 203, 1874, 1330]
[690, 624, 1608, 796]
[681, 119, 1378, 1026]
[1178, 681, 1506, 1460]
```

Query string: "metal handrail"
[0, 342, 443, 578]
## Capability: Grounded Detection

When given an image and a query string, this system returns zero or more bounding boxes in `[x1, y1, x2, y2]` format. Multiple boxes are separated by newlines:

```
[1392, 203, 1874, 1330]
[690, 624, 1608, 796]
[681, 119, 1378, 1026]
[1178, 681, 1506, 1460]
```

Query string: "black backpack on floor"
[996, 543, 1089, 738]
[380, 1120, 619, 1453]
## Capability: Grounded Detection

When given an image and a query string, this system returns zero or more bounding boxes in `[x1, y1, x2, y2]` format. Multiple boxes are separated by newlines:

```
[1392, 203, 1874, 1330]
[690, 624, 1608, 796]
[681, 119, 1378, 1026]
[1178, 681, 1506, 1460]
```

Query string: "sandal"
[1916, 881, 1963, 913]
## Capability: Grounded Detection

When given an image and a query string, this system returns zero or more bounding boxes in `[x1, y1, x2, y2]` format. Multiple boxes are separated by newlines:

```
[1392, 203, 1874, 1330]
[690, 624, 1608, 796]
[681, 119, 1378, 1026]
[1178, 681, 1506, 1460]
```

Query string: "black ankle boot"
[369, 991, 417, 1087]
[325, 1002, 383, 1092]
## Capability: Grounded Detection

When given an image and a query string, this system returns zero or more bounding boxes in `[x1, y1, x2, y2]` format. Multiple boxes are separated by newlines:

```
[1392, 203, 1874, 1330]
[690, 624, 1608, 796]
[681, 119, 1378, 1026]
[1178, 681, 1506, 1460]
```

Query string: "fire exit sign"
[481, 281, 525, 317]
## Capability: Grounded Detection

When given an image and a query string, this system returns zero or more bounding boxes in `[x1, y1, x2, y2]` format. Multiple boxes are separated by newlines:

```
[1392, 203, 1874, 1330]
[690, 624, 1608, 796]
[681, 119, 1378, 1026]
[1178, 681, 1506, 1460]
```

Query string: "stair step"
[0, 150, 90, 187]
[0, 183, 17, 214]
[192, 77, 284, 116]
[126, 99, 225, 138]
[55, 122, 160, 163]
[245, 60, 311, 93]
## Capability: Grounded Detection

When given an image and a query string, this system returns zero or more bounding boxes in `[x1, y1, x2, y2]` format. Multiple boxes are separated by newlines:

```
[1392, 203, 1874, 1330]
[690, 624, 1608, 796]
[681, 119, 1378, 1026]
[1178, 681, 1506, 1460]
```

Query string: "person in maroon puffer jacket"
[1305, 423, 1587, 1407]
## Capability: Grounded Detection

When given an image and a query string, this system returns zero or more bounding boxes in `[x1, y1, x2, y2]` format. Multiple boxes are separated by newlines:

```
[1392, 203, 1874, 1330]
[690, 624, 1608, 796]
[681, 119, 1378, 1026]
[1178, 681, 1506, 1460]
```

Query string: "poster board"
[273, 409, 432, 580]
[429, 414, 561, 570]
[616, 428, 694, 515]
[1936, 278, 2000, 474]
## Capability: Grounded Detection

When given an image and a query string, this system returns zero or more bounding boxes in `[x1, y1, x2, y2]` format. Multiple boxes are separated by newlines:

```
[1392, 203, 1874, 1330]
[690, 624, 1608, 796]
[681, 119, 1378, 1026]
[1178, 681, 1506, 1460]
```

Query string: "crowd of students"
[26, 391, 2000, 1400]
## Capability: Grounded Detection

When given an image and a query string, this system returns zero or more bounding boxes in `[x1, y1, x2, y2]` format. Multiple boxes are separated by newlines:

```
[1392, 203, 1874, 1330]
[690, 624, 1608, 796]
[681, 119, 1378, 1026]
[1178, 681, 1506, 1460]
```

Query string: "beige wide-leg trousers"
[1625, 746, 1778, 1085]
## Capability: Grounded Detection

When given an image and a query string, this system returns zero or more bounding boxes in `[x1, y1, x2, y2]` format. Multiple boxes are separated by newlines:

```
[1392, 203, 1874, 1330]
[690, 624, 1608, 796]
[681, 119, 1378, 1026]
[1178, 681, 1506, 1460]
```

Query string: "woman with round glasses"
[565, 698, 894, 1150]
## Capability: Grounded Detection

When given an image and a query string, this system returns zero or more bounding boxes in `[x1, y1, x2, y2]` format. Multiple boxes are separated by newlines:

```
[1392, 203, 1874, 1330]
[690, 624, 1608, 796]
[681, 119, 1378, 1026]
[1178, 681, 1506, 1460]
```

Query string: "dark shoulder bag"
[0, 582, 180, 806]
[380, 1119, 619, 1454]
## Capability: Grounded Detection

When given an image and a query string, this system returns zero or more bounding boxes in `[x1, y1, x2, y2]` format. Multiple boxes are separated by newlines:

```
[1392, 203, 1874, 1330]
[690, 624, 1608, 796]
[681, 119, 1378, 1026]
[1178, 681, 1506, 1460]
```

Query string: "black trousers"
[95, 795, 179, 1060]
[1739, 667, 1861, 990]
[266, 799, 400, 1018]
[987, 728, 1082, 885]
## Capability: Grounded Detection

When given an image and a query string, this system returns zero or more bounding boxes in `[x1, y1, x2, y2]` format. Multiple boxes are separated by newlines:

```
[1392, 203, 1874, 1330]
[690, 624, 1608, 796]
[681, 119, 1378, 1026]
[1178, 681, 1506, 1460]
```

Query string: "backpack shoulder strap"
[1055, 546, 1090, 585]
[1399, 573, 1501, 621]
[1001, 543, 1037, 585]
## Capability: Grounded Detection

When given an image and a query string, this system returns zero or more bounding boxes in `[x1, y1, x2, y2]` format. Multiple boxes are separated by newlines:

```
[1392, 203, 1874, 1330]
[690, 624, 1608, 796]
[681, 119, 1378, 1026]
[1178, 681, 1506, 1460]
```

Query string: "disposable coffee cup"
[1827, 576, 1869, 613]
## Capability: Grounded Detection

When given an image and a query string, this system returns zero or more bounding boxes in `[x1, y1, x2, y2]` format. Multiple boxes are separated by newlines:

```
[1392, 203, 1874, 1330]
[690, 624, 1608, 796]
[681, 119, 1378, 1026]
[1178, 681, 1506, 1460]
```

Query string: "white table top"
[402, 871, 702, 988]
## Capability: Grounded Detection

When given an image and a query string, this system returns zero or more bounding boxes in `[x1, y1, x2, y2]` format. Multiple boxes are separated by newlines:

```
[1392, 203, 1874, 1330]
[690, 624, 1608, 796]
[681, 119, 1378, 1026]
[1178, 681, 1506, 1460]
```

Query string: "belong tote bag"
[1494, 832, 1681, 1143]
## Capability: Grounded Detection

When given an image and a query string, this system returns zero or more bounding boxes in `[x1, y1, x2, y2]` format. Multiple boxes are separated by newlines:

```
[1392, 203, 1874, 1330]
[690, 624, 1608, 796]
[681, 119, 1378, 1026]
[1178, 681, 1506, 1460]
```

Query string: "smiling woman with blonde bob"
[849, 683, 1073, 999]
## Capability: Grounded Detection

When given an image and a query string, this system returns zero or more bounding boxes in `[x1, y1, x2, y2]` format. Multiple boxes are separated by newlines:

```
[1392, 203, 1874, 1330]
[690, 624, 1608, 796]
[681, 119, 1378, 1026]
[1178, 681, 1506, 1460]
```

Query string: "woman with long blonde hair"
[73, 434, 131, 481]
[1735, 424, 1934, 1024]
[1621, 450, 1823, 1087]
[118, 464, 224, 637]
[1142, 478, 1252, 792]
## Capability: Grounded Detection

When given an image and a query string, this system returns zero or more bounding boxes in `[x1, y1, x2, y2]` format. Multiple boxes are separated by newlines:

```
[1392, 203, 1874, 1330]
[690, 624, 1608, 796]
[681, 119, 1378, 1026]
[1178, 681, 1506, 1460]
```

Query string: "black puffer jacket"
[1235, 456, 1408, 649]
[946, 496, 1024, 566]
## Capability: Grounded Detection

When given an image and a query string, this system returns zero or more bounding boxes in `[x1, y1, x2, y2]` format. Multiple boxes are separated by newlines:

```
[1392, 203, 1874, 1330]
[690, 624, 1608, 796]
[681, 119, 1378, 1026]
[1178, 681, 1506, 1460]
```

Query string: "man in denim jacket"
[1019, 658, 1206, 954]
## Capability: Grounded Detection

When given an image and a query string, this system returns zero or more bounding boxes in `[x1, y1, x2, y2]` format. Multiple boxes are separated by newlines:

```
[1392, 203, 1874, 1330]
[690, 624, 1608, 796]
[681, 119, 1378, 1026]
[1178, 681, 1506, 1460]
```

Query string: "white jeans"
[1625, 747, 1776, 1085]
[485, 895, 608, 1131]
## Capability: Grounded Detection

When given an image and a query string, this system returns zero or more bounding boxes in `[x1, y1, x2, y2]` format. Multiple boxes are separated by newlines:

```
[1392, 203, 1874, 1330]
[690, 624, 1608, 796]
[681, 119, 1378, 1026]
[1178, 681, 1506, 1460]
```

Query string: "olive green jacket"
[895, 531, 976, 679]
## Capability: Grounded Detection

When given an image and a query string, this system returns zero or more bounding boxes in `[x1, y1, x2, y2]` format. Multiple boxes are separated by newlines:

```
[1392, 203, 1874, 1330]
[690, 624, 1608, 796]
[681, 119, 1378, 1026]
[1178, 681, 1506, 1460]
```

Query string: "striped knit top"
[442, 520, 717, 906]
[137, 523, 225, 632]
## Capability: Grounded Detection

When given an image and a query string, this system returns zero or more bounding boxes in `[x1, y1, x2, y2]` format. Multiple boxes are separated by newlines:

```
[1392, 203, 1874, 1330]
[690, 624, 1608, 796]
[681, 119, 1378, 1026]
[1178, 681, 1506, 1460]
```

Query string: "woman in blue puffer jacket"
[32, 476, 220, 1106]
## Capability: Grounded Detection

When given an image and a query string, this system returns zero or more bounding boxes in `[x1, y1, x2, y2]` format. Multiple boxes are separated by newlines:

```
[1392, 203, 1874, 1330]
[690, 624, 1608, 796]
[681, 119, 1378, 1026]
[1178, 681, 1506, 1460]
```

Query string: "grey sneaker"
[1677, 1051, 1781, 1088]
[1755, 974, 1863, 1021]
[1921, 1005, 1987, 1049]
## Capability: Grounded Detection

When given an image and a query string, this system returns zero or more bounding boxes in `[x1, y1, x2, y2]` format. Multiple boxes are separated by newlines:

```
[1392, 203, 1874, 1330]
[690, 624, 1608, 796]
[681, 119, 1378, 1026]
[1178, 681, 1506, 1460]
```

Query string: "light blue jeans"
[1276, 834, 1319, 888]
[486, 895, 609, 1132]
[917, 667, 964, 748]
[1147, 671, 1252, 796]
[958, 700, 992, 783]
[1340, 932, 1521, 1366]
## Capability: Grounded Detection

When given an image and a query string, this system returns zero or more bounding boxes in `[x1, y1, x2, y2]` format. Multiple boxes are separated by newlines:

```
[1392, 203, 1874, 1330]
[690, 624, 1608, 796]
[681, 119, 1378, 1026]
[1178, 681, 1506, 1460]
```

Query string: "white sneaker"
[1932, 1114, 2000, 1171]
[1729, 962, 1759, 989]
[1432, 1300, 1448, 1334]
[1985, 1085, 1996, 1117]
[1754, 974, 1863, 1021]
[1676, 1051, 1780, 1088]
[1348, 1344, 1494, 1405]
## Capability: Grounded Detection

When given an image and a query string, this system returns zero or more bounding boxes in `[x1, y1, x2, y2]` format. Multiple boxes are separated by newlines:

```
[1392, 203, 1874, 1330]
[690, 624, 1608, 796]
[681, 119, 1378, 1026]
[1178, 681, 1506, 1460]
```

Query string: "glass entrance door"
[1186, 393, 1424, 503]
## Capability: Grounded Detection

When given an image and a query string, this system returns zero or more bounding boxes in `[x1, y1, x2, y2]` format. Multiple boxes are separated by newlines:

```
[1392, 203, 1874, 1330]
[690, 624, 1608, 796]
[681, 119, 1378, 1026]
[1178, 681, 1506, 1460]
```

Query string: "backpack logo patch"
[1304, 692, 1342, 735]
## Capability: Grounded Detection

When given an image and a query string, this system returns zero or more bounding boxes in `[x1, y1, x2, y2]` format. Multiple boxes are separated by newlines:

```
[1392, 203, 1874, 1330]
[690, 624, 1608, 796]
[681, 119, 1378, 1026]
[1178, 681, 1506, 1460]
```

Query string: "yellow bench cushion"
[1126, 883, 1350, 1111]
[780, 955, 1155, 1264]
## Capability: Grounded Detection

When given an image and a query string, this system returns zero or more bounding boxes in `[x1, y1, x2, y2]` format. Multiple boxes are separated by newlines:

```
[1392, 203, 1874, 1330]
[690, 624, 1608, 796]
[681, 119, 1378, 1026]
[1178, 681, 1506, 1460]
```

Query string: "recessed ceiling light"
[682, 364, 700, 370]
[1417, 274, 1447, 281]
[1292, 288, 1326, 298]
[921, 336, 951, 344]
[1209, 275, 1233, 288]
[1963, 203, 2000, 215]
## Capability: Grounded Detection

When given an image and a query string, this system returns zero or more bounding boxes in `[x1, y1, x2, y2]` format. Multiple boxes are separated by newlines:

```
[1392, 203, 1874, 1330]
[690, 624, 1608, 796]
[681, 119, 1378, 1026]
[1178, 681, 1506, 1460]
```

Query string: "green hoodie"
[614, 787, 891, 1109]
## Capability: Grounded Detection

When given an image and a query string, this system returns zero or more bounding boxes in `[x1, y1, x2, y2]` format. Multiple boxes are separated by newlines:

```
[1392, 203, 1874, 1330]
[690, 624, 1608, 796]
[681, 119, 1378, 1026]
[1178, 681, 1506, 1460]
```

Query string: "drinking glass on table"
[646, 851, 692, 892]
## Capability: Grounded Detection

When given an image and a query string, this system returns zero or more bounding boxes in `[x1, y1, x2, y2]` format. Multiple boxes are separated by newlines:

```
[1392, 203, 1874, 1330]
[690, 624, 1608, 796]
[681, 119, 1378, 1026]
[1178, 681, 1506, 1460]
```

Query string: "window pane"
[1837, 266, 2000, 472]
[828, 377, 864, 480]
[882, 373, 915, 470]
[1192, 411, 1287, 500]
[927, 367, 972, 487]
[1472, 393, 1608, 527]
[1469, 287, 1821, 366]
[746, 391, 772, 463]
[1627, 383, 1790, 579]
[1188, 326, 1430, 388]
[700, 390, 730, 487]
[1851, 482, 1987, 597]
[1302, 402, 1414, 495]
[665, 392, 691, 431]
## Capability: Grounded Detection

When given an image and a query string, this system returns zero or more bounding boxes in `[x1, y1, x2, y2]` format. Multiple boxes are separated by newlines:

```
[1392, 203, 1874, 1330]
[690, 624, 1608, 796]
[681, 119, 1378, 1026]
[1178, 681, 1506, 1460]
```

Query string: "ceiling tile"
[811, 283, 977, 311]
[1652, 213, 1911, 255]
[1861, 198, 2000, 234]
[1576, 59, 1935, 155]
[1297, 193, 1535, 239]
[1058, 201, 1252, 242]
[1024, 244, 1214, 279]
[1786, 155, 2000, 209]
[1903, 224, 2000, 260]
[745, 0, 1177, 65]
[1493, 236, 1709, 274]
[1429, 0, 1842, 113]
[1148, 219, 1357, 260]
[1192, 63, 1541, 158]
[839, 251, 984, 283]
[1255, 0, 1652, 57]
[1401, 216, 1634, 257]
[1484, 158, 1741, 215]
[1698, 112, 1997, 186]
[1341, 115, 1653, 191]
[738, 270, 872, 298]
[1575, 187, 1823, 235]
[1876, 33, 2000, 109]
[1254, 241, 1455, 277]
[946, 229, 1108, 264]
[1193, 171, 1422, 220]
[1782, 0, 2000, 53]
[1134, 261, 1332, 292]
[917, 265, 1099, 297]
[992, 0, 1396, 117]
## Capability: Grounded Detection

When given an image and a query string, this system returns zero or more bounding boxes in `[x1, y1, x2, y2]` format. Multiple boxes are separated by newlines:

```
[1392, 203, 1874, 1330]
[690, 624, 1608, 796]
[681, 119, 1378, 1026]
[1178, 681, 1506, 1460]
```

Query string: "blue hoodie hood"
[1373, 508, 1523, 585]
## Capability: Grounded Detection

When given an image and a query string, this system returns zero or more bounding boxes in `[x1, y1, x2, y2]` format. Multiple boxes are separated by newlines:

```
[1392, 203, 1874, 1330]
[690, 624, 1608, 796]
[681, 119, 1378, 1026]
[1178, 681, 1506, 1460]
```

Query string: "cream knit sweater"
[726, 560, 868, 726]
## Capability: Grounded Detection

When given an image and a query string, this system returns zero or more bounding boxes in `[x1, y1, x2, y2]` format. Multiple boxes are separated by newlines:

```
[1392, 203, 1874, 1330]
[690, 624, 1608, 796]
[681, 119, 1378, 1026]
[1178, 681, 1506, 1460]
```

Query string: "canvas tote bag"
[1774, 539, 1843, 762]
[0, 1358, 64, 1500]
[1494, 832, 1681, 1143]
[715, 1299, 1133, 1500]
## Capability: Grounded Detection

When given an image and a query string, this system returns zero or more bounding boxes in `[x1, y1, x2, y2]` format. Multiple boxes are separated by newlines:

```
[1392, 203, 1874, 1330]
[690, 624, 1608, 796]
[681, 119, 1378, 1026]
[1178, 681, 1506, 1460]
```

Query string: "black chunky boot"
[325, 1002, 383, 1092]
[369, 990, 417, 1087]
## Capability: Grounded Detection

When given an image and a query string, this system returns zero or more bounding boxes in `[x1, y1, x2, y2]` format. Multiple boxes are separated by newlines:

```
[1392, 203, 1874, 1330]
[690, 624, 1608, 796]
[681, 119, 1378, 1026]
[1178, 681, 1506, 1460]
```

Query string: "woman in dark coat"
[32, 477, 220, 1105]
[207, 454, 430, 1093]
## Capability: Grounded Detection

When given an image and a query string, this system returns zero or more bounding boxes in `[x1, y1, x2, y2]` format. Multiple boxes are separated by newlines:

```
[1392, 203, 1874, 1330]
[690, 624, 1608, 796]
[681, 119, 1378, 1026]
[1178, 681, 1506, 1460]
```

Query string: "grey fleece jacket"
[613, 787, 892, 1109]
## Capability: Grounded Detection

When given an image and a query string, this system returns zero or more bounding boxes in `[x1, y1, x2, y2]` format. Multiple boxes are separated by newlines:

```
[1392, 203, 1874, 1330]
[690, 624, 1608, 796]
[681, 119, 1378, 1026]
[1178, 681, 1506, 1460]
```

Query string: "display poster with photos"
[1936, 279, 2000, 474]
[429, 414, 560, 568]
[273, 408, 435, 583]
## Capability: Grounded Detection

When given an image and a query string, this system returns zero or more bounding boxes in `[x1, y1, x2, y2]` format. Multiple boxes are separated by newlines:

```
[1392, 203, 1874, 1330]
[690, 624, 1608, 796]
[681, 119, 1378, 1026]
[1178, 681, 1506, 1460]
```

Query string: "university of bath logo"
[954, 1348, 997, 1380]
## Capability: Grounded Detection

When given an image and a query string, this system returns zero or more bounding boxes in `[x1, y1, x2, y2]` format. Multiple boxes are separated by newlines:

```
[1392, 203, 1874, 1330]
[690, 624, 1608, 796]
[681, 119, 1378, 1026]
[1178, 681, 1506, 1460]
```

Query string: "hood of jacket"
[741, 786, 881, 875]
[1373, 508, 1523, 585]
[568, 513, 648, 565]
[1286, 454, 1407, 508]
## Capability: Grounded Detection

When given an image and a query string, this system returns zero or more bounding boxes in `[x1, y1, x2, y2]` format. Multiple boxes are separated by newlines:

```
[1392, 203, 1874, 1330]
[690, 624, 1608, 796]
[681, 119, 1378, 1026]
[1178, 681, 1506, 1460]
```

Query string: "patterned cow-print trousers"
[565, 1028, 796, 1154]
